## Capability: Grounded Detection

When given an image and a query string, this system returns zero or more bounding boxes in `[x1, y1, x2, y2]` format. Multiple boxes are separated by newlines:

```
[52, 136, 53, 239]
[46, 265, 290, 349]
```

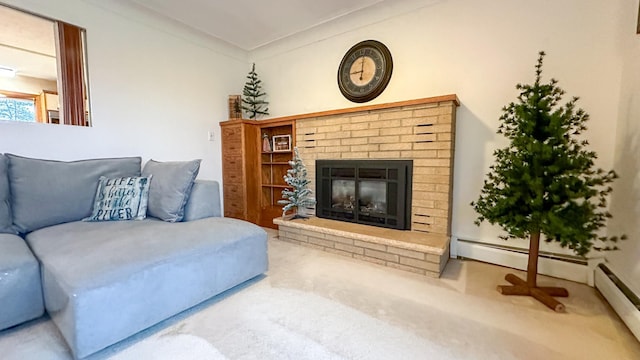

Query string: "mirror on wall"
[0, 3, 91, 126]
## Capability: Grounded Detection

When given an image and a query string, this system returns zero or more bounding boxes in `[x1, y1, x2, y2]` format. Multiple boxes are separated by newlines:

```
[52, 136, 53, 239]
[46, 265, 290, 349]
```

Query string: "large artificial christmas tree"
[278, 148, 316, 218]
[242, 63, 269, 119]
[472, 52, 624, 312]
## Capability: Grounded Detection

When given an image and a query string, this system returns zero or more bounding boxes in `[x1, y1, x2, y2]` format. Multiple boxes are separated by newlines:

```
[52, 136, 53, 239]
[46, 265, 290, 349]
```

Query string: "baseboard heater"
[457, 238, 588, 264]
[455, 238, 589, 284]
[594, 263, 640, 341]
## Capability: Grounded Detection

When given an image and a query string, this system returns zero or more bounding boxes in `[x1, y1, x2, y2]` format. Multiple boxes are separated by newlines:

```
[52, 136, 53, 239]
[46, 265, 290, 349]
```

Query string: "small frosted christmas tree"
[278, 148, 316, 218]
[242, 63, 269, 119]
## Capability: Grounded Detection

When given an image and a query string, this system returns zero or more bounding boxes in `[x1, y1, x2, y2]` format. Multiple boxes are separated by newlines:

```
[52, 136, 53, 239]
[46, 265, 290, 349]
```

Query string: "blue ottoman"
[0, 234, 44, 330]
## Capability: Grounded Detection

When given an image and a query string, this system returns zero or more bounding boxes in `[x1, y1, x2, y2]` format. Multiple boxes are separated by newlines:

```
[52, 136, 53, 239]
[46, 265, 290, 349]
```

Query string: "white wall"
[0, 0, 248, 182]
[251, 0, 624, 257]
[607, 0, 640, 296]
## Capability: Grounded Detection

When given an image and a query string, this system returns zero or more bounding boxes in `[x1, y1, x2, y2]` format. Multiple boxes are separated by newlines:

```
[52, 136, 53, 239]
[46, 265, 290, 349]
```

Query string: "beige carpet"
[1, 229, 639, 359]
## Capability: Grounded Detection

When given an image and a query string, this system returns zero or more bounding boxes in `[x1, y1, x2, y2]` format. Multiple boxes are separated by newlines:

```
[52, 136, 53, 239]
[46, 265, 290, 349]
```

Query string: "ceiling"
[0, 4, 57, 81]
[0, 0, 400, 84]
[126, 0, 387, 50]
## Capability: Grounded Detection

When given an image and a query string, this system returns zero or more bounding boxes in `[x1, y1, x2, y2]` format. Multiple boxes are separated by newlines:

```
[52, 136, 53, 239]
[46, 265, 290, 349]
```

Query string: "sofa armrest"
[182, 180, 221, 221]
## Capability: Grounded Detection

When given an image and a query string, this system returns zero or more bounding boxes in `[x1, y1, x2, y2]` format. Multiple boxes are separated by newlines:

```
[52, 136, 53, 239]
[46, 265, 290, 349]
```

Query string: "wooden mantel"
[258, 94, 460, 124]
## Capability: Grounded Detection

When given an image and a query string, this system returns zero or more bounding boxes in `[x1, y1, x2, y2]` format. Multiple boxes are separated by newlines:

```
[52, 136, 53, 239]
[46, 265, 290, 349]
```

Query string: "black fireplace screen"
[316, 160, 412, 230]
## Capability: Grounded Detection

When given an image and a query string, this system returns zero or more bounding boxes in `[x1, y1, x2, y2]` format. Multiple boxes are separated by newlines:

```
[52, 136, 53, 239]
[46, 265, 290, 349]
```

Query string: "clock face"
[338, 40, 393, 103]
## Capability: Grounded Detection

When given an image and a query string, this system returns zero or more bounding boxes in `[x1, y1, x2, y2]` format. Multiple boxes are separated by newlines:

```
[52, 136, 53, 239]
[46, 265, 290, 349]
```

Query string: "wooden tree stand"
[496, 232, 569, 312]
[497, 273, 569, 312]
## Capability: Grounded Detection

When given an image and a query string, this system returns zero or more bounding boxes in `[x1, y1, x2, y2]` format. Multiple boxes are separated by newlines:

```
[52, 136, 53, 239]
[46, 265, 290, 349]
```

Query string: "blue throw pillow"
[142, 159, 201, 222]
[83, 176, 151, 222]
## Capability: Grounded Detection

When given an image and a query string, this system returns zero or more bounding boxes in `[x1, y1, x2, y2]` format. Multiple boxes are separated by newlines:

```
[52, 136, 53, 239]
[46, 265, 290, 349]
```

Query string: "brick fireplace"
[274, 95, 458, 277]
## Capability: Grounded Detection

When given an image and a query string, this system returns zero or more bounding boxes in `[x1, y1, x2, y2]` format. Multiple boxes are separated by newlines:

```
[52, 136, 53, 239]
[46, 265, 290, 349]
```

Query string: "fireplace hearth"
[316, 160, 412, 230]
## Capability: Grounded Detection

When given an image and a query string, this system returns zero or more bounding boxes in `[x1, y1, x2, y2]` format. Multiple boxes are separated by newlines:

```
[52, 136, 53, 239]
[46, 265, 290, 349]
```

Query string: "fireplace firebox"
[316, 160, 412, 230]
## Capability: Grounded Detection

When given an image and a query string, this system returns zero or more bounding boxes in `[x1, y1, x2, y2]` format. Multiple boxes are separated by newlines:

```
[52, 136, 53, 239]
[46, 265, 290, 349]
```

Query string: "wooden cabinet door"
[221, 123, 246, 219]
[220, 121, 260, 222]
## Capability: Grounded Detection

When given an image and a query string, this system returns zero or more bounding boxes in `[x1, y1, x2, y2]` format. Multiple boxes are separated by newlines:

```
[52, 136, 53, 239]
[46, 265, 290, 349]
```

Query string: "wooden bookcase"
[258, 119, 295, 228]
[219, 118, 295, 229]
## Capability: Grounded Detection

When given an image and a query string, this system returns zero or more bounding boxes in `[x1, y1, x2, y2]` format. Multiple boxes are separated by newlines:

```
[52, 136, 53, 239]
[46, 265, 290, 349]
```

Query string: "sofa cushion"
[6, 154, 141, 233]
[142, 159, 201, 222]
[183, 180, 222, 221]
[26, 217, 267, 358]
[0, 233, 44, 330]
[84, 176, 152, 221]
[0, 154, 16, 234]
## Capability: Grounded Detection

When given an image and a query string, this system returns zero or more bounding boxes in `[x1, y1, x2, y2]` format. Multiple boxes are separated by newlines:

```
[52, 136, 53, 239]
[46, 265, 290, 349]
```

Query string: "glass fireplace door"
[316, 160, 412, 230]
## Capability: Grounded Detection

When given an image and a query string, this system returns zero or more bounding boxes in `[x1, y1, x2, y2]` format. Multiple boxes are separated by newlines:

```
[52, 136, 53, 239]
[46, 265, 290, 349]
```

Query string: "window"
[0, 91, 37, 122]
[0, 4, 90, 126]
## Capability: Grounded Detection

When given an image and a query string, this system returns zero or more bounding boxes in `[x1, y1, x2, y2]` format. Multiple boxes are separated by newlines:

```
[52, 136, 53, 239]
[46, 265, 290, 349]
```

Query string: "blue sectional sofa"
[0, 154, 268, 359]
[0, 154, 44, 331]
[0, 233, 44, 330]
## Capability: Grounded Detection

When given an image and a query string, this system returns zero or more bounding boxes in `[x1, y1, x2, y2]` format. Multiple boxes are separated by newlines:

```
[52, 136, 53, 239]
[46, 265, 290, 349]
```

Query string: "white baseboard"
[454, 238, 589, 284]
[594, 265, 640, 341]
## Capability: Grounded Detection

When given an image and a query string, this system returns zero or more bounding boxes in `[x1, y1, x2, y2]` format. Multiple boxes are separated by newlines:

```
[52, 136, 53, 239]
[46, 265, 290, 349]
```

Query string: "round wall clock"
[337, 40, 393, 103]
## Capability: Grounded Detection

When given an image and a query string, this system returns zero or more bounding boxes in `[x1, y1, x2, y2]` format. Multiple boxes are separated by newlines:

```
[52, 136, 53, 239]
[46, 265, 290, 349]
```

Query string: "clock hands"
[350, 56, 366, 80]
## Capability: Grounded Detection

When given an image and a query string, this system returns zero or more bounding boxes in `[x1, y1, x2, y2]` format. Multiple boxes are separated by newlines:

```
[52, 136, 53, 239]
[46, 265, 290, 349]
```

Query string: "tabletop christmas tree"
[242, 63, 269, 119]
[472, 51, 624, 312]
[278, 148, 316, 219]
